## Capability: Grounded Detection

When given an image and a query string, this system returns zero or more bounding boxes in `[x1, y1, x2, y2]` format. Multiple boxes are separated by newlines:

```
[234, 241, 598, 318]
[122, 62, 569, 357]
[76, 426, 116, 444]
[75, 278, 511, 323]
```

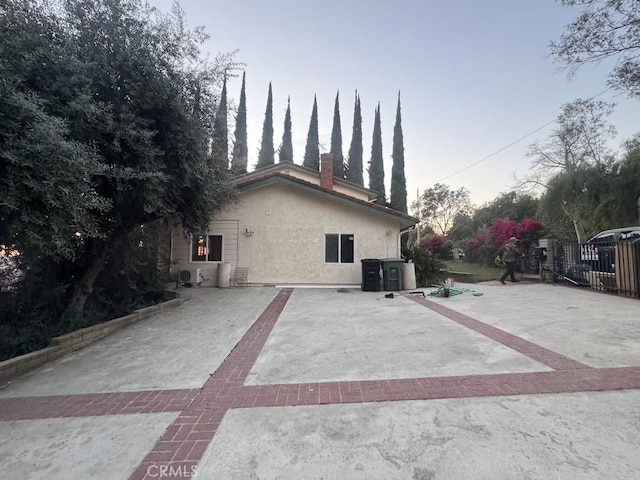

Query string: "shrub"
[467, 218, 544, 265]
[418, 235, 454, 260]
[0, 224, 165, 361]
[402, 245, 447, 287]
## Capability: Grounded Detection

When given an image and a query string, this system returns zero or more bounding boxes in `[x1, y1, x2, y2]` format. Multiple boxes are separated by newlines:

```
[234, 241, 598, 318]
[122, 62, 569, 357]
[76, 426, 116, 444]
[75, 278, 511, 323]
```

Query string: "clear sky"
[149, 0, 640, 207]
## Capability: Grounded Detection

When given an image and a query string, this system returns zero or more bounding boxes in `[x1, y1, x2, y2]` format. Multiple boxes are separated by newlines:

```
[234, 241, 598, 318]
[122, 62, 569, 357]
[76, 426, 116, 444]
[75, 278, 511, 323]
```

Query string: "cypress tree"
[346, 92, 363, 185]
[330, 90, 344, 177]
[256, 82, 274, 169]
[212, 76, 228, 168]
[279, 96, 293, 163]
[303, 95, 320, 170]
[390, 92, 407, 213]
[368, 103, 386, 205]
[230, 72, 248, 174]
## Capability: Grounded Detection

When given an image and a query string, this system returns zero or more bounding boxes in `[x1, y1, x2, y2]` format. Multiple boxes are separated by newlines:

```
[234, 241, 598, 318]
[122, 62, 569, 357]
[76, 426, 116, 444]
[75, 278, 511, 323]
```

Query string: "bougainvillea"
[419, 235, 444, 253]
[418, 235, 453, 259]
[467, 218, 544, 264]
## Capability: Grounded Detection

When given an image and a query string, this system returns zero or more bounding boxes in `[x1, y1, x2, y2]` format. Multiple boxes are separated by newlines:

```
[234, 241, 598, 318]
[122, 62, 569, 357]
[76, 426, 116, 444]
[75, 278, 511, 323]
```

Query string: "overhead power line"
[424, 87, 612, 188]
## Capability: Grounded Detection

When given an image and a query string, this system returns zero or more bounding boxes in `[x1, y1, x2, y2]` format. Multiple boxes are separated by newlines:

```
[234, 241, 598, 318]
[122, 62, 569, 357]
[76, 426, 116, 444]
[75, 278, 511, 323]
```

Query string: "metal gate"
[552, 239, 640, 298]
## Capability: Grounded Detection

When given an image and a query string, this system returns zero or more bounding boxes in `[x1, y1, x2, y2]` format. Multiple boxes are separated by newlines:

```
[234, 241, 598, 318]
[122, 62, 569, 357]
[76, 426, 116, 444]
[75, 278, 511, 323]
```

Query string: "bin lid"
[381, 258, 404, 263]
[361, 258, 382, 262]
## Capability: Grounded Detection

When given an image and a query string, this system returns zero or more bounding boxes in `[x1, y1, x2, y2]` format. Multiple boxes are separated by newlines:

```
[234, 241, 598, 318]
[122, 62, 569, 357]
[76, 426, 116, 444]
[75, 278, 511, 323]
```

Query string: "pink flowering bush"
[418, 235, 453, 260]
[467, 218, 544, 264]
[418, 235, 442, 252]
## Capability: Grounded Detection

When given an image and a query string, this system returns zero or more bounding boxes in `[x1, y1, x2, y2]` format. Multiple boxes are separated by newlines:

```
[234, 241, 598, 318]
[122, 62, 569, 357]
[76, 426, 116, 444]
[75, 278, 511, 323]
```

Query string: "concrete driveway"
[1, 282, 639, 479]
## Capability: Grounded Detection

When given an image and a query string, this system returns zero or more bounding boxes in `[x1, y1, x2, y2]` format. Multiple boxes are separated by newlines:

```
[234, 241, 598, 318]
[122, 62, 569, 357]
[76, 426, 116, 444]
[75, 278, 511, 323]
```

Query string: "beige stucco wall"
[170, 220, 239, 287]
[331, 182, 371, 201]
[233, 184, 405, 284]
[171, 183, 409, 286]
[278, 167, 371, 201]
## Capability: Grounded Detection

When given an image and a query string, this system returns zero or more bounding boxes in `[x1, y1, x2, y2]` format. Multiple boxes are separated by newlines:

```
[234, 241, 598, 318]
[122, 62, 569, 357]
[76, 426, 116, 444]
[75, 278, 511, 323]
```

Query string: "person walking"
[498, 236, 521, 284]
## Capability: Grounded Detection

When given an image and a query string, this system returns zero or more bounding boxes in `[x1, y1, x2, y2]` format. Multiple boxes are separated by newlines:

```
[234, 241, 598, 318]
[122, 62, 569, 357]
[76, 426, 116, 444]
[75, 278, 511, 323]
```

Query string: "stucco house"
[169, 154, 418, 287]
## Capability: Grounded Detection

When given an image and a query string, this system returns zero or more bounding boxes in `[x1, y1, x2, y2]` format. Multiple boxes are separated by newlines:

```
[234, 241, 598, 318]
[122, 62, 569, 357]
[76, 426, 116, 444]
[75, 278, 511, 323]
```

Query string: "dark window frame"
[191, 234, 224, 263]
[325, 233, 354, 264]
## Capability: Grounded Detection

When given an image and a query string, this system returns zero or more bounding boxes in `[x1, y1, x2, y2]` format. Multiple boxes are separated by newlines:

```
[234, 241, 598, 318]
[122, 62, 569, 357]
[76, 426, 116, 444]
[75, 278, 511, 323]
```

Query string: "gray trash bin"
[381, 258, 404, 291]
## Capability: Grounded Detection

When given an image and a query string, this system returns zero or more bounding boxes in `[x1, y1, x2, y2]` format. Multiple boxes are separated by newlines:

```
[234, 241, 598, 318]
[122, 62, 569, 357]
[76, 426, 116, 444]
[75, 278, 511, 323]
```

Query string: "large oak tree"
[0, 0, 237, 328]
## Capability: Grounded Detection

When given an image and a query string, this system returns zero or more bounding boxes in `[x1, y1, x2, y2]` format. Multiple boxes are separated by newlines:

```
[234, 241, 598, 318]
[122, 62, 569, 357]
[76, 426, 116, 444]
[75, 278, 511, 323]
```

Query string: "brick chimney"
[320, 153, 334, 190]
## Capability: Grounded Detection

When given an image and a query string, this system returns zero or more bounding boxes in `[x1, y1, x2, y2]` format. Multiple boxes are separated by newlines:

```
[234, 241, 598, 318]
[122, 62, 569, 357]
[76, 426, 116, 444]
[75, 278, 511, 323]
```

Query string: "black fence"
[551, 239, 640, 298]
[522, 246, 541, 275]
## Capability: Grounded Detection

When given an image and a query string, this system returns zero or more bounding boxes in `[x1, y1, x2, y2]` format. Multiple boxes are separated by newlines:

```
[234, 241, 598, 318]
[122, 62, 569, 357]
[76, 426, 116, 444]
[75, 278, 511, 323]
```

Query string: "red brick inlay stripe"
[0, 389, 200, 422]
[171, 367, 640, 412]
[3, 287, 638, 480]
[126, 366, 640, 478]
[129, 288, 294, 480]
[407, 295, 590, 371]
[201, 288, 293, 391]
[235, 367, 640, 408]
[129, 408, 227, 480]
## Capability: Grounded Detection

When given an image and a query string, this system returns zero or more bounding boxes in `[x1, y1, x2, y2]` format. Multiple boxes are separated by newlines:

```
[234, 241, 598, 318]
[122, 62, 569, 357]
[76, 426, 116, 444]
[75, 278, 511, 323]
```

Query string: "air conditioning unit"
[178, 268, 202, 287]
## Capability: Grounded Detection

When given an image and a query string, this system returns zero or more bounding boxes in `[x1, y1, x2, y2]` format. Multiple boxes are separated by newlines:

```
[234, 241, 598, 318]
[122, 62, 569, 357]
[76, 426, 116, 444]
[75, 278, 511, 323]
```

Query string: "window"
[620, 230, 640, 241]
[325, 234, 354, 263]
[592, 232, 614, 244]
[191, 235, 223, 262]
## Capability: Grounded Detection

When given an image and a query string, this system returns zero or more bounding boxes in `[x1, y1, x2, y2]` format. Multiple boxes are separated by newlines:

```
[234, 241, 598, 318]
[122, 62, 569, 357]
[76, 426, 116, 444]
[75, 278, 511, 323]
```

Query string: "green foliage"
[0, 225, 165, 361]
[257, 82, 274, 168]
[212, 77, 228, 169]
[0, 0, 110, 260]
[402, 245, 447, 287]
[330, 91, 344, 177]
[419, 235, 454, 260]
[606, 134, 640, 226]
[528, 99, 616, 175]
[0, 255, 68, 361]
[84, 225, 165, 324]
[540, 164, 620, 241]
[551, 0, 640, 98]
[368, 103, 386, 205]
[303, 95, 320, 170]
[450, 191, 541, 244]
[279, 96, 293, 163]
[417, 183, 472, 235]
[526, 99, 620, 240]
[474, 192, 539, 228]
[231, 72, 248, 174]
[346, 92, 364, 185]
[406, 223, 435, 247]
[447, 213, 477, 243]
[537, 133, 640, 240]
[390, 92, 407, 213]
[0, 0, 237, 354]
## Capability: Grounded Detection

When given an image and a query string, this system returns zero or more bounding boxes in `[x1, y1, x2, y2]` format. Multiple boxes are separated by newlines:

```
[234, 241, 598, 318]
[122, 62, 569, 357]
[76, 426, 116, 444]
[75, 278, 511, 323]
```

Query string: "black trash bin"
[361, 259, 382, 291]
[381, 258, 404, 291]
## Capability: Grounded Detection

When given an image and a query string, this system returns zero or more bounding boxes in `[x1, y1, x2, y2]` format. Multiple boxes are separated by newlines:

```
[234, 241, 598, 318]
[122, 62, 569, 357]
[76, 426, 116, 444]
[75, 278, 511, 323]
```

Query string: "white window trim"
[190, 233, 224, 263]
[324, 233, 355, 265]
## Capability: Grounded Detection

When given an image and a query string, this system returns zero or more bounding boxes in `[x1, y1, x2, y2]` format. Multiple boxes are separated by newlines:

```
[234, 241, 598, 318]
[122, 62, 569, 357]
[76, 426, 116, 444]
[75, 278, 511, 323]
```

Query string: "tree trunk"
[561, 203, 586, 243]
[61, 244, 109, 329]
[572, 219, 587, 243]
[152, 218, 172, 284]
[61, 226, 132, 329]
